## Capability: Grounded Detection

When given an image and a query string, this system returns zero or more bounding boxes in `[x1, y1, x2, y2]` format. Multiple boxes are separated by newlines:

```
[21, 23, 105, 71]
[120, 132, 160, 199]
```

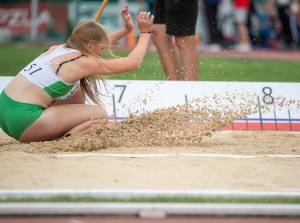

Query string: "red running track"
[222, 122, 300, 131]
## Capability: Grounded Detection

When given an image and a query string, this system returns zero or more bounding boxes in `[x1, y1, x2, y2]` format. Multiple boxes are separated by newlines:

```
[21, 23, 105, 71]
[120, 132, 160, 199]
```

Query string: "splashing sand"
[25, 92, 299, 153]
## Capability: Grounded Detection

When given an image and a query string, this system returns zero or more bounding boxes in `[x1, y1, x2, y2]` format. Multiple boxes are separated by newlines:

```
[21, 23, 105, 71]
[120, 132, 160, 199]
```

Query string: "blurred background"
[0, 0, 299, 52]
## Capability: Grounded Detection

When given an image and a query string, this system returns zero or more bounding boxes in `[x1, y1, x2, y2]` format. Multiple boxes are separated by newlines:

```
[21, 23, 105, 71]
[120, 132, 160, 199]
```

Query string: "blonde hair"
[66, 20, 113, 105]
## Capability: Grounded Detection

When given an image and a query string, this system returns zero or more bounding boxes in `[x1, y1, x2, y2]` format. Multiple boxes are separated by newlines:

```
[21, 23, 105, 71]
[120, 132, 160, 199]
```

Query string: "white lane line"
[180, 154, 256, 158]
[267, 155, 300, 158]
[181, 154, 300, 158]
[56, 153, 177, 158]
[56, 153, 300, 158]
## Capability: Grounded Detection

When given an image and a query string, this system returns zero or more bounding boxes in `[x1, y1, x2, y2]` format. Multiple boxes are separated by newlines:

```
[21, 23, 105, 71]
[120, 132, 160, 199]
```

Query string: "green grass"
[1, 195, 300, 204]
[1, 44, 300, 82]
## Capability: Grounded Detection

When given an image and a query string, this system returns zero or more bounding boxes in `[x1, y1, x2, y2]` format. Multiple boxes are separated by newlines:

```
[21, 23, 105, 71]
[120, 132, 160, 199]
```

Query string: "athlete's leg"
[151, 24, 181, 80]
[18, 104, 108, 143]
[175, 35, 199, 81]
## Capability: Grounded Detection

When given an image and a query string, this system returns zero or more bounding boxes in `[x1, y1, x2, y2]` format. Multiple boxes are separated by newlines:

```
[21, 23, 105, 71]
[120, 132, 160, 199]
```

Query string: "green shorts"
[0, 90, 44, 140]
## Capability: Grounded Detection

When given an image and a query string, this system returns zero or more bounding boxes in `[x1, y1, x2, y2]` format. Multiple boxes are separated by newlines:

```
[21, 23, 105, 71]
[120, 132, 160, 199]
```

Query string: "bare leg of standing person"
[151, 24, 181, 80]
[175, 35, 199, 81]
[236, 22, 250, 46]
[234, 1, 251, 52]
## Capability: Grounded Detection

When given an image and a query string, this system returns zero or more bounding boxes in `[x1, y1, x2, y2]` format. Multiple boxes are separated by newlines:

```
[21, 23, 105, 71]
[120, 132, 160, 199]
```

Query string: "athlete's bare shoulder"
[41, 44, 63, 56]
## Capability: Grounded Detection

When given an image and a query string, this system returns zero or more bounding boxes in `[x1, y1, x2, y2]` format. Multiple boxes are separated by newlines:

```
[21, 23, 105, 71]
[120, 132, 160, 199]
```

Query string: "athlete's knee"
[93, 106, 109, 125]
[152, 26, 171, 45]
[99, 111, 109, 125]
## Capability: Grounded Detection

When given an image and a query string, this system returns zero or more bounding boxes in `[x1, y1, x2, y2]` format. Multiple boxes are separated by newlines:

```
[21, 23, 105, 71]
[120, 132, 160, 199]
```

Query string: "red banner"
[0, 2, 68, 35]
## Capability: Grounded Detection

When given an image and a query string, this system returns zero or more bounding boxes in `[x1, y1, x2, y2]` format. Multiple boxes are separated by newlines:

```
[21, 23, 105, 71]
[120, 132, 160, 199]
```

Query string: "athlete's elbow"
[126, 56, 142, 70]
[135, 62, 141, 70]
[134, 58, 143, 69]
[128, 61, 141, 71]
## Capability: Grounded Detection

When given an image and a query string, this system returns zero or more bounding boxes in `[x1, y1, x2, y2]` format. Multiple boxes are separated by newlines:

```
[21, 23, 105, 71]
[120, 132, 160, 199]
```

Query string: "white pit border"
[56, 153, 300, 159]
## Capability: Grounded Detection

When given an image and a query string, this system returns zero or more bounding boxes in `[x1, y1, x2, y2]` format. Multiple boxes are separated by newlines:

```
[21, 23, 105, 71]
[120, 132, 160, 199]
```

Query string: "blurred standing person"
[234, 0, 252, 52]
[151, 0, 199, 80]
[202, 0, 223, 52]
[147, 0, 155, 14]
[137, 0, 154, 14]
[267, 0, 299, 49]
[297, 2, 300, 46]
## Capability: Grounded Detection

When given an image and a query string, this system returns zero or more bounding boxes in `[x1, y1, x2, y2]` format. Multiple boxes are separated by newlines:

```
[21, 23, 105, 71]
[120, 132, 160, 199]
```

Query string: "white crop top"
[19, 45, 83, 101]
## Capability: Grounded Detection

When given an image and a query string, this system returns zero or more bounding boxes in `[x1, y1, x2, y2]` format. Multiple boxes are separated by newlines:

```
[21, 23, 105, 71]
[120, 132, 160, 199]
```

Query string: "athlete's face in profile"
[88, 42, 104, 56]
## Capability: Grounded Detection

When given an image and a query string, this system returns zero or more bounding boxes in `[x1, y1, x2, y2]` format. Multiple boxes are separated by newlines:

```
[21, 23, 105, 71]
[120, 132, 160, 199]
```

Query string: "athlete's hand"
[137, 11, 154, 33]
[121, 4, 135, 33]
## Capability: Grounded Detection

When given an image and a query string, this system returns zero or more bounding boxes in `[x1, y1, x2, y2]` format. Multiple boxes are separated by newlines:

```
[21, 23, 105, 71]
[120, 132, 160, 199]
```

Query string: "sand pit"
[0, 93, 299, 191]
[0, 130, 299, 191]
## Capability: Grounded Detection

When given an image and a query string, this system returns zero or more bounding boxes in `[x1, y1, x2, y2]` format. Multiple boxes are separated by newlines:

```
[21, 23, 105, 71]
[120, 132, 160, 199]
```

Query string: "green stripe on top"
[44, 81, 74, 99]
